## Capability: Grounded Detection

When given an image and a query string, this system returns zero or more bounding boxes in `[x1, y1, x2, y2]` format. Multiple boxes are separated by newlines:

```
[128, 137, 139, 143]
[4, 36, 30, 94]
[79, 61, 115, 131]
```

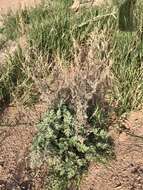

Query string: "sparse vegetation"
[0, 0, 143, 189]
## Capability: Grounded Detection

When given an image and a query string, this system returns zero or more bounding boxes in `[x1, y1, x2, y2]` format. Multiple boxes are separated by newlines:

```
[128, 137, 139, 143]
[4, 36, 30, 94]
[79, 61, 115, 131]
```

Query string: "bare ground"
[0, 125, 48, 190]
[81, 111, 143, 190]
[0, 103, 48, 190]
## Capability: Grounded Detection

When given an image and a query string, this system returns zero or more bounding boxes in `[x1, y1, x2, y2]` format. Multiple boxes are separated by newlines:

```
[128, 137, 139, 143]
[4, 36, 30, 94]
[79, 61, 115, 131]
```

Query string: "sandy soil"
[0, 126, 36, 190]
[0, 103, 48, 190]
[0, 125, 48, 190]
[81, 111, 143, 190]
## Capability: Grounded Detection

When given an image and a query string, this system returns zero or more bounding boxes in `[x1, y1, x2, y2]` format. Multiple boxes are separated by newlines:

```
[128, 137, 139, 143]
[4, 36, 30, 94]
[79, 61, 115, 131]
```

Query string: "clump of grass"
[32, 100, 112, 190]
[111, 31, 143, 115]
[28, 0, 101, 60]
[0, 48, 25, 109]
[0, 47, 40, 109]
[2, 12, 21, 40]
[0, 0, 143, 115]
[0, 0, 114, 107]
[1, 8, 30, 41]
[95, 1, 143, 116]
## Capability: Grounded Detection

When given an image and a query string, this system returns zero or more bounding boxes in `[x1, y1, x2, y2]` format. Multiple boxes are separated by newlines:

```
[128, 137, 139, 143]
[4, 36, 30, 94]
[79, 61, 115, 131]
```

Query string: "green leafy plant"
[32, 100, 112, 190]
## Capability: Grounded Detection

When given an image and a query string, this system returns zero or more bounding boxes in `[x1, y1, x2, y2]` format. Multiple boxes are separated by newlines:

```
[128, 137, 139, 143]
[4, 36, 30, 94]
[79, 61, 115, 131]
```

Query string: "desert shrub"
[32, 100, 112, 190]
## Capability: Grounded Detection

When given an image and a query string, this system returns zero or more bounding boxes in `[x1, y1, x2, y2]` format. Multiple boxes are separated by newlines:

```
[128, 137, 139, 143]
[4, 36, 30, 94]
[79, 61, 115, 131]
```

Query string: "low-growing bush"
[32, 100, 112, 190]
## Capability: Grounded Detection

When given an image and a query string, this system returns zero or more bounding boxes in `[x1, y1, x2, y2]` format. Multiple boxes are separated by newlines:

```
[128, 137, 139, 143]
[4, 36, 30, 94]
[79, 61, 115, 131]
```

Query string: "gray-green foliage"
[32, 101, 112, 190]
